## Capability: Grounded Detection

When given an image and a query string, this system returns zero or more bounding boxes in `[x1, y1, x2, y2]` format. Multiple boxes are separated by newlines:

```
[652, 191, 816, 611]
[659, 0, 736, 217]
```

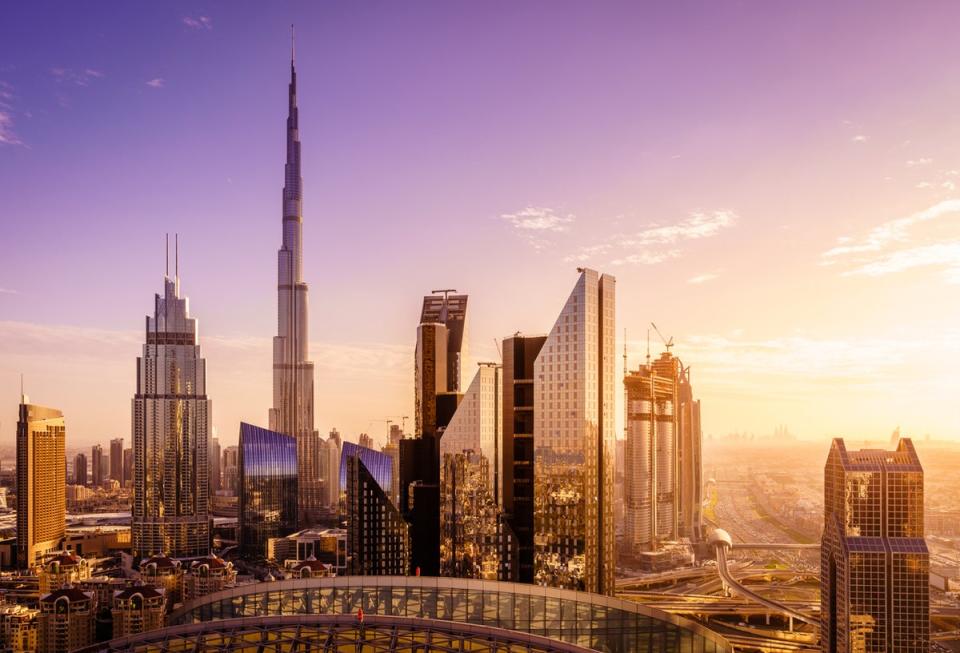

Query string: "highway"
[715, 542, 818, 626]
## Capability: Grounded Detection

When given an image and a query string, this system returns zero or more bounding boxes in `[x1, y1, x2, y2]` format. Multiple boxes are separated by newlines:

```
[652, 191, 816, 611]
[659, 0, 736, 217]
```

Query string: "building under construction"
[623, 350, 702, 561]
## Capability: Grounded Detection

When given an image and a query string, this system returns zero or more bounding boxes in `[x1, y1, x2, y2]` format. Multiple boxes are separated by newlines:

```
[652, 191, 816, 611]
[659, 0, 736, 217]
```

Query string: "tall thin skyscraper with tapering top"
[132, 258, 210, 558]
[269, 32, 321, 526]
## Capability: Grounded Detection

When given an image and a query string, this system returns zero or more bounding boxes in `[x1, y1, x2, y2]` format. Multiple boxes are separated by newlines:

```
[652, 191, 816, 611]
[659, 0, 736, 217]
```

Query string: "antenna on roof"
[623, 328, 627, 373]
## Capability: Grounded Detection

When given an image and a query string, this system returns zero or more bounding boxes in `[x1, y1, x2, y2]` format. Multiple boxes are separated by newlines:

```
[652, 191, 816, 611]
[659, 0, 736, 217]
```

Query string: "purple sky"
[2, 2, 959, 448]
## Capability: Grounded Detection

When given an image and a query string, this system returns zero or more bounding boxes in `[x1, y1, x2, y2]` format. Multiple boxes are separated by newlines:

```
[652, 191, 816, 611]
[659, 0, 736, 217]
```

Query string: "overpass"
[710, 529, 819, 628]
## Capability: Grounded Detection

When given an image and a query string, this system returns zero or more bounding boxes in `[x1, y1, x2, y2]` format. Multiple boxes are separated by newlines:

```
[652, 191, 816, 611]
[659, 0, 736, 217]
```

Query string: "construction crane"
[650, 322, 674, 353]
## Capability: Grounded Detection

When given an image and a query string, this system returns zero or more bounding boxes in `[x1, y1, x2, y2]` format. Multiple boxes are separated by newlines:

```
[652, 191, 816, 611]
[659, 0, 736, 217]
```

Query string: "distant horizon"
[3, 3, 959, 448]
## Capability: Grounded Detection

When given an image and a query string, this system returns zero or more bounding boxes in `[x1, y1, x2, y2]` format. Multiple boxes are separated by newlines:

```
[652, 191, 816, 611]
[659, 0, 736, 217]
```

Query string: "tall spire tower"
[270, 27, 321, 526]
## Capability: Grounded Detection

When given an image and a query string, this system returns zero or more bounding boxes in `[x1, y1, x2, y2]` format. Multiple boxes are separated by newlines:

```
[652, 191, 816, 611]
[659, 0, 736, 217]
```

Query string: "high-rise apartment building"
[238, 423, 298, 559]
[222, 446, 239, 494]
[414, 291, 468, 437]
[90, 445, 103, 488]
[533, 268, 615, 595]
[73, 453, 87, 487]
[439, 362, 502, 579]
[269, 44, 321, 527]
[132, 270, 211, 558]
[821, 438, 929, 652]
[501, 334, 546, 584]
[209, 435, 221, 494]
[344, 444, 408, 575]
[623, 351, 702, 557]
[110, 438, 123, 485]
[122, 448, 133, 489]
[357, 433, 374, 450]
[16, 400, 66, 569]
[320, 429, 341, 508]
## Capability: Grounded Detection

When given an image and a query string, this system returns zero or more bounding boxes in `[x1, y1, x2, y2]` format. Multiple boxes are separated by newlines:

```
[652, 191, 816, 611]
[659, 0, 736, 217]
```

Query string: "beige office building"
[16, 400, 66, 569]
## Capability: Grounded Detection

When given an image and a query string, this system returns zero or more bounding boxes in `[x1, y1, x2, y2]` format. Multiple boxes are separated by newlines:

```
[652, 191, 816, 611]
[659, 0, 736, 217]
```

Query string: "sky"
[1, 2, 959, 449]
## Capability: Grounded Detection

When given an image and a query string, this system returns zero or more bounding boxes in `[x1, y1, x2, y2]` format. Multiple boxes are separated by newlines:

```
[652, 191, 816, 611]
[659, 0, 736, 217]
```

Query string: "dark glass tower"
[345, 446, 408, 575]
[821, 437, 929, 652]
[239, 422, 298, 560]
[501, 334, 545, 584]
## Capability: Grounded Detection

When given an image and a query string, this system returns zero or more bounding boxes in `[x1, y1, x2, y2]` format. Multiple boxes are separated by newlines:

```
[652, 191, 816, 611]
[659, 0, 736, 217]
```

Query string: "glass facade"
[339, 441, 392, 494]
[239, 423, 298, 559]
[534, 269, 616, 595]
[77, 614, 605, 653]
[345, 454, 409, 575]
[16, 402, 66, 568]
[132, 276, 211, 558]
[168, 577, 731, 653]
[439, 363, 503, 579]
[821, 437, 929, 652]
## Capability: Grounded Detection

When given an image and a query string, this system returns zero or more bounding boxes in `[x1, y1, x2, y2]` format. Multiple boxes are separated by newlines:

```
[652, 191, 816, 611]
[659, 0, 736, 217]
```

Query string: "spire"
[291, 24, 295, 64]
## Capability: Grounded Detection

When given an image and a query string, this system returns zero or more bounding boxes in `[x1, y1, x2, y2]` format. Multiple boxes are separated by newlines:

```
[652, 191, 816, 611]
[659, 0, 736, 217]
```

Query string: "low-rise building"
[38, 552, 90, 594]
[183, 556, 236, 601]
[138, 556, 183, 607]
[111, 584, 165, 638]
[38, 587, 94, 653]
[0, 603, 38, 653]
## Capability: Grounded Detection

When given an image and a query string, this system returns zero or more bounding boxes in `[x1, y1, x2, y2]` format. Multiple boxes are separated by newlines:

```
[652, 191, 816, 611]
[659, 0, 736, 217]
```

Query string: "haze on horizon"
[1, 2, 958, 448]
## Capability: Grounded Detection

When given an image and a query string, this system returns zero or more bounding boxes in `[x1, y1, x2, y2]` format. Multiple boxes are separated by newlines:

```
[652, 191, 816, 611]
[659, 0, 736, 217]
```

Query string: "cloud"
[851, 134, 867, 143]
[570, 210, 738, 266]
[145, 78, 165, 89]
[0, 287, 17, 294]
[183, 16, 212, 30]
[500, 207, 575, 251]
[611, 250, 680, 266]
[50, 67, 104, 87]
[0, 81, 23, 146]
[501, 207, 574, 232]
[821, 199, 960, 282]
[0, 110, 22, 146]
[906, 158, 933, 167]
[688, 272, 719, 284]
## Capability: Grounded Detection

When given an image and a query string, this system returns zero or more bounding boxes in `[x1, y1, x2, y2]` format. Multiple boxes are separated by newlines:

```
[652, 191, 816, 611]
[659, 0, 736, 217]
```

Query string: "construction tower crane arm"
[650, 322, 674, 352]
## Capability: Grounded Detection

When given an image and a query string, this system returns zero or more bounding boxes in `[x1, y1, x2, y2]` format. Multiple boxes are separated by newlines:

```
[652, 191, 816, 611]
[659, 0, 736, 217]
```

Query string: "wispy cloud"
[821, 199, 960, 282]
[0, 110, 21, 146]
[145, 78, 165, 89]
[50, 67, 104, 87]
[851, 134, 867, 143]
[569, 210, 738, 266]
[182, 15, 212, 30]
[688, 272, 719, 284]
[0, 81, 23, 146]
[501, 206, 575, 251]
[0, 287, 17, 294]
[906, 157, 933, 167]
[501, 206, 574, 232]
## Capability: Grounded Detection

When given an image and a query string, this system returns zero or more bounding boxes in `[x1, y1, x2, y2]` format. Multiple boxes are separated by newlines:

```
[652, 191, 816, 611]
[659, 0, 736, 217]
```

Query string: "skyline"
[2, 3, 960, 447]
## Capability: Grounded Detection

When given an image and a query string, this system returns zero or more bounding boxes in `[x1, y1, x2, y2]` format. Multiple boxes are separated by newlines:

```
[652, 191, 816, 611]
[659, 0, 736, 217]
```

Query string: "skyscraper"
[16, 399, 66, 569]
[132, 267, 211, 558]
[269, 39, 321, 527]
[209, 435, 221, 494]
[238, 423, 298, 560]
[501, 334, 546, 584]
[110, 437, 123, 485]
[122, 448, 133, 489]
[91, 445, 103, 488]
[414, 291, 468, 437]
[821, 438, 929, 652]
[73, 453, 87, 487]
[623, 351, 703, 558]
[534, 268, 615, 595]
[344, 444, 408, 575]
[439, 362, 502, 579]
